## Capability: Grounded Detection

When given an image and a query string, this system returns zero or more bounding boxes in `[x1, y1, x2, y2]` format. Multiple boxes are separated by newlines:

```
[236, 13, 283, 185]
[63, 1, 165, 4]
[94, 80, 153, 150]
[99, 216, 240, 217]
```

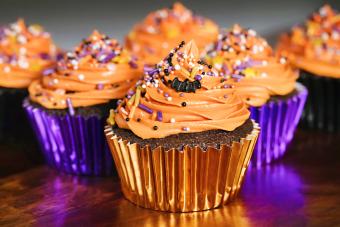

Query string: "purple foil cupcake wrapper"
[249, 83, 308, 167]
[23, 99, 114, 176]
[299, 71, 340, 133]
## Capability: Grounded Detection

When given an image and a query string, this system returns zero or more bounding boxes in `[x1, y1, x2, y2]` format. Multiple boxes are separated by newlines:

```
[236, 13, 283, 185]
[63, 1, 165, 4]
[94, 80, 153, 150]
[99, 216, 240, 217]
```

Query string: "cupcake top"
[125, 2, 219, 64]
[277, 5, 340, 78]
[0, 19, 59, 88]
[111, 40, 250, 139]
[205, 25, 298, 107]
[29, 31, 141, 109]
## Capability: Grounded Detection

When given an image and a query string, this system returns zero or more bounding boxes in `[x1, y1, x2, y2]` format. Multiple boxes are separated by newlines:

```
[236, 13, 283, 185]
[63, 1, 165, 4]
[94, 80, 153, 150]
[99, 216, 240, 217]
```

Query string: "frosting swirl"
[29, 31, 142, 109]
[113, 40, 250, 139]
[125, 2, 219, 64]
[0, 19, 59, 88]
[277, 5, 340, 78]
[205, 25, 298, 107]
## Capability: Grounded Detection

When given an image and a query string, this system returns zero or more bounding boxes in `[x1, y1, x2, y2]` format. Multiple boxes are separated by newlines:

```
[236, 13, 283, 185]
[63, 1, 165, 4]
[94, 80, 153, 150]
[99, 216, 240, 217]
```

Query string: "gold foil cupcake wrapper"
[105, 121, 260, 212]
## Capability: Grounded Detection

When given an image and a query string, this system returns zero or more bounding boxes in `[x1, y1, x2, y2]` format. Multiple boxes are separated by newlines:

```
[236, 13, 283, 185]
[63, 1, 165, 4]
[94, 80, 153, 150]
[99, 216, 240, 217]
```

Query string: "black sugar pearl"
[125, 118, 130, 122]
[164, 69, 169, 76]
[137, 118, 141, 122]
[208, 65, 212, 69]
[169, 53, 174, 57]
[153, 126, 158, 130]
[181, 102, 187, 107]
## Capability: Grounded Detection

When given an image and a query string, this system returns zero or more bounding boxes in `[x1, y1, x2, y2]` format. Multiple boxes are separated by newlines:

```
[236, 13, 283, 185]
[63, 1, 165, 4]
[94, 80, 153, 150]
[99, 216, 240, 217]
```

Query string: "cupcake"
[277, 5, 340, 132]
[105, 40, 260, 212]
[125, 2, 219, 64]
[0, 19, 59, 143]
[204, 25, 308, 167]
[24, 31, 142, 176]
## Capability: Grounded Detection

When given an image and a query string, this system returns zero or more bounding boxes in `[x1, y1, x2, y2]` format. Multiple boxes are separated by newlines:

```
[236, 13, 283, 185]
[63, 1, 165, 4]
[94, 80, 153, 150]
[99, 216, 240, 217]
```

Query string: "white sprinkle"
[166, 96, 172, 101]
[142, 84, 146, 89]
[248, 29, 257, 36]
[18, 60, 29, 69]
[174, 64, 181, 70]
[261, 72, 268, 77]
[182, 127, 190, 132]
[258, 46, 264, 52]
[53, 78, 59, 84]
[60, 100, 66, 105]
[279, 57, 286, 64]
[262, 60, 268, 66]
[17, 35, 27, 44]
[4, 66, 11, 73]
[170, 118, 176, 123]
[78, 74, 85, 80]
[146, 26, 156, 34]
[19, 47, 26, 55]
[321, 33, 329, 41]
[107, 63, 116, 71]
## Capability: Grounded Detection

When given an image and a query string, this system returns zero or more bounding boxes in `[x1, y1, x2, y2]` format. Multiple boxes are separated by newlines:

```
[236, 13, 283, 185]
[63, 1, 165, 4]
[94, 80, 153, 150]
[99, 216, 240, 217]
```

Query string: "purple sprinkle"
[96, 84, 104, 90]
[231, 74, 243, 80]
[129, 61, 138, 69]
[216, 41, 222, 51]
[164, 93, 169, 98]
[194, 75, 202, 81]
[138, 104, 153, 114]
[43, 68, 55, 76]
[127, 90, 135, 95]
[56, 53, 64, 61]
[102, 52, 116, 63]
[40, 53, 50, 60]
[66, 98, 75, 116]
[223, 84, 231, 89]
[156, 111, 163, 122]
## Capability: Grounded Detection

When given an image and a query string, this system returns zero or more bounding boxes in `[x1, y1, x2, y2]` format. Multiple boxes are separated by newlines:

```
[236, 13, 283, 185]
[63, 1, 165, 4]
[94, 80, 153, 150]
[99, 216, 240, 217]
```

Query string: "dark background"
[0, 0, 339, 50]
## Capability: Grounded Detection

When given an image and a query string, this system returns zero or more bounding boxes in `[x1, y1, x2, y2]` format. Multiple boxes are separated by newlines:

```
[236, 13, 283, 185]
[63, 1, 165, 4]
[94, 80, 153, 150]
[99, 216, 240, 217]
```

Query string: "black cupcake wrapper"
[298, 71, 340, 133]
[0, 88, 34, 143]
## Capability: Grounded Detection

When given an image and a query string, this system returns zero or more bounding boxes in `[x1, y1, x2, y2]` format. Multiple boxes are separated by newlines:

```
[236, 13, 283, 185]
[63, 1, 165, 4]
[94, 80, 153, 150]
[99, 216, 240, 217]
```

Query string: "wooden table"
[1, 130, 340, 227]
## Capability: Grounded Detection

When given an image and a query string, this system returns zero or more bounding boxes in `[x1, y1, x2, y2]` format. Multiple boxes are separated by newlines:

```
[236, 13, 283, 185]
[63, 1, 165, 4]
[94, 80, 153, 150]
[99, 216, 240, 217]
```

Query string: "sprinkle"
[107, 63, 116, 71]
[170, 118, 176, 123]
[138, 103, 153, 114]
[156, 111, 163, 122]
[96, 84, 104, 90]
[78, 74, 85, 80]
[106, 109, 115, 126]
[53, 78, 59, 84]
[43, 68, 54, 76]
[166, 96, 172, 101]
[4, 66, 11, 73]
[182, 127, 190, 132]
[194, 75, 202, 81]
[66, 98, 75, 116]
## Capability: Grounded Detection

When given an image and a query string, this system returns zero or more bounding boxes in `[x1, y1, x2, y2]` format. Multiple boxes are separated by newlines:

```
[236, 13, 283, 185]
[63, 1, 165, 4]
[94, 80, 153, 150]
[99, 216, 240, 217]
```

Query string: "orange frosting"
[277, 5, 340, 78]
[125, 2, 219, 64]
[205, 25, 298, 107]
[0, 19, 59, 88]
[29, 31, 142, 109]
[114, 41, 250, 139]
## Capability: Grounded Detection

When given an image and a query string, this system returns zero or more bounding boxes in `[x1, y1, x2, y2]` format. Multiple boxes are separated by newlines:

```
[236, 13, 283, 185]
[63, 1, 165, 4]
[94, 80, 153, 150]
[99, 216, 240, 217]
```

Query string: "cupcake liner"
[249, 83, 307, 167]
[105, 121, 260, 212]
[298, 71, 340, 133]
[23, 98, 114, 176]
